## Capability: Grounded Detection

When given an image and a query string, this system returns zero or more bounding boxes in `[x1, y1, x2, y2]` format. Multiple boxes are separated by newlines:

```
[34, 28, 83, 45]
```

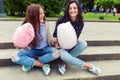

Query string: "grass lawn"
[83, 12, 120, 21]
[0, 12, 120, 21]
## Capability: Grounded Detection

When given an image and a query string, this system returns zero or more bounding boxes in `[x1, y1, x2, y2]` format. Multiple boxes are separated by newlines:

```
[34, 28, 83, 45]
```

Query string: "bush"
[118, 18, 120, 20]
[99, 16, 104, 20]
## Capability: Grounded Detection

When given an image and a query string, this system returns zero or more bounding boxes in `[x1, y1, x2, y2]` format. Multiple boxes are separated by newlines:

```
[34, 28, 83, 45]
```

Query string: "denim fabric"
[59, 40, 87, 68]
[69, 40, 87, 57]
[11, 46, 59, 68]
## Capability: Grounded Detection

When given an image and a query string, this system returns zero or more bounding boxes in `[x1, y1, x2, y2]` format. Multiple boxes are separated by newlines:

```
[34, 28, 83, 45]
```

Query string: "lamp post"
[0, 0, 6, 17]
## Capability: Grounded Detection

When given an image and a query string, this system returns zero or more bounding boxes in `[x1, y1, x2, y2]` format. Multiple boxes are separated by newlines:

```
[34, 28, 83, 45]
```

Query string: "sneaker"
[42, 64, 51, 76]
[22, 65, 32, 72]
[58, 64, 66, 75]
[88, 64, 101, 75]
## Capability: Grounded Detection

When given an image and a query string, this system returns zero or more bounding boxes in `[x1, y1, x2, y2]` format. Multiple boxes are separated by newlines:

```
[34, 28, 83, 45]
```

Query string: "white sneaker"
[22, 65, 32, 72]
[42, 64, 51, 76]
[58, 64, 66, 75]
[88, 64, 101, 75]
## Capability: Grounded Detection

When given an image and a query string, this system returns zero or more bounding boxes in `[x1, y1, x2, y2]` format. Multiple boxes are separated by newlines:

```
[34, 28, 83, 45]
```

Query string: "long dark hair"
[22, 4, 42, 48]
[63, 0, 83, 25]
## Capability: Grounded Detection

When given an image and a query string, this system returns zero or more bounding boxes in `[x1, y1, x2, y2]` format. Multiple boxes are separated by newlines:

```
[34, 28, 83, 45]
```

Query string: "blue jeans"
[11, 46, 59, 68]
[59, 40, 87, 68]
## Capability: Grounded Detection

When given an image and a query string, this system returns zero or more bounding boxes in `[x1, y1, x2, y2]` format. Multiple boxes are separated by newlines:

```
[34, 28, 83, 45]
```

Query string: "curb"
[1, 40, 120, 49]
[0, 42, 14, 49]
[0, 53, 120, 67]
[0, 18, 120, 23]
[91, 75, 120, 80]
[87, 40, 120, 46]
[68, 75, 120, 80]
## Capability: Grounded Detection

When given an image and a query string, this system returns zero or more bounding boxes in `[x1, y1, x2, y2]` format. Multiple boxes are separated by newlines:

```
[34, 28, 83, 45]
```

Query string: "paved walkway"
[0, 21, 120, 43]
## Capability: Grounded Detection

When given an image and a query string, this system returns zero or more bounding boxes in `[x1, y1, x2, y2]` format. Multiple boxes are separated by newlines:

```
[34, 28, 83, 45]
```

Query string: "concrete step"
[1, 21, 120, 43]
[80, 46, 120, 61]
[0, 46, 120, 66]
[1, 40, 120, 49]
[0, 60, 120, 80]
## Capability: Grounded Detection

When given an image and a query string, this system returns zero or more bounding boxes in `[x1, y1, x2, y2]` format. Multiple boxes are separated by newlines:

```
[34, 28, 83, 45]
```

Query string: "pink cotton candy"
[13, 23, 35, 48]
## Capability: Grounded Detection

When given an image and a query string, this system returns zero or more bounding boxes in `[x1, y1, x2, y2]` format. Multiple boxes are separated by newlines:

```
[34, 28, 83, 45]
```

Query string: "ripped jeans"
[59, 40, 87, 68]
[11, 46, 59, 68]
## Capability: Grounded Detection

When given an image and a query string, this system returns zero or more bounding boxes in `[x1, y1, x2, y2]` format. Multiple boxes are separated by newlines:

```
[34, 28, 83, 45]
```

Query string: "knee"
[83, 40, 88, 48]
[59, 49, 72, 62]
[11, 52, 20, 63]
[53, 50, 60, 58]
[78, 40, 88, 48]
[59, 49, 68, 58]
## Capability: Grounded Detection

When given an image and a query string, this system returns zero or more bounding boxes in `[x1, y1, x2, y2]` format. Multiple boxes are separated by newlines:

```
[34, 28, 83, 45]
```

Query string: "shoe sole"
[22, 66, 30, 72]
[44, 68, 51, 76]
[58, 68, 65, 75]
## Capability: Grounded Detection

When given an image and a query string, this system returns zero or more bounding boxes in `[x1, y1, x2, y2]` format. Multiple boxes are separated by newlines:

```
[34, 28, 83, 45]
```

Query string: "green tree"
[94, 0, 120, 7]
[4, 0, 67, 17]
[39, 0, 66, 16]
[94, 0, 120, 13]
[4, 0, 25, 16]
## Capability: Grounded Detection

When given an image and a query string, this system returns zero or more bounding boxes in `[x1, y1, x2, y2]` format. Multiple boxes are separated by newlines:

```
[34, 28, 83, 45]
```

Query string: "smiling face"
[69, 2, 78, 21]
[39, 7, 45, 22]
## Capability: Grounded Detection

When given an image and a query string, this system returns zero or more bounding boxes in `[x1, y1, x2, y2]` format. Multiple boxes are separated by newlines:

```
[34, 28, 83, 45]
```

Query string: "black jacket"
[53, 16, 84, 39]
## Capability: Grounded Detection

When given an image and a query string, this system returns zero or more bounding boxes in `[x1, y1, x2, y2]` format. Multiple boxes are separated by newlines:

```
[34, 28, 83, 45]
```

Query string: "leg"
[38, 46, 60, 64]
[11, 49, 53, 75]
[37, 47, 60, 75]
[58, 40, 87, 74]
[59, 49, 101, 75]
[69, 40, 87, 57]
[11, 49, 44, 68]
[59, 40, 87, 65]
[59, 49, 84, 68]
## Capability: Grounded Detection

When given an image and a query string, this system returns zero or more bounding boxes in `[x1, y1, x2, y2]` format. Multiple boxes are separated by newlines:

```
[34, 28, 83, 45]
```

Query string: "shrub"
[118, 18, 120, 20]
[99, 16, 104, 20]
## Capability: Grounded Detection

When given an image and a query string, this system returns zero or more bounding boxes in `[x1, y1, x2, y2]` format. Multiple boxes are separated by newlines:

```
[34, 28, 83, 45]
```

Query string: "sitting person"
[11, 4, 60, 76]
[53, 0, 101, 75]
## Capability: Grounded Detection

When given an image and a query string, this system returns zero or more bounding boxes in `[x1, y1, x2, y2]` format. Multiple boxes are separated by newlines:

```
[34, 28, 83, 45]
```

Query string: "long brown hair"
[22, 4, 42, 48]
[64, 0, 83, 25]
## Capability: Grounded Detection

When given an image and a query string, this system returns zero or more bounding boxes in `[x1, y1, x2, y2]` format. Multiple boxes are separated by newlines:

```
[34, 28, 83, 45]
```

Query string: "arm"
[46, 22, 59, 47]
[53, 18, 62, 48]
[53, 19, 61, 38]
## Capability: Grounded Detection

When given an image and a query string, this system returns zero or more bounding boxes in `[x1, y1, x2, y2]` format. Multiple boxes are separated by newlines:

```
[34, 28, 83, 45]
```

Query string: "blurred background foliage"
[3, 0, 120, 17]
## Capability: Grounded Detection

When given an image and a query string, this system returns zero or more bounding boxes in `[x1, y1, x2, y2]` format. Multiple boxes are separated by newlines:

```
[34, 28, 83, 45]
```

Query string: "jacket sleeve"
[46, 24, 55, 47]
[53, 18, 61, 38]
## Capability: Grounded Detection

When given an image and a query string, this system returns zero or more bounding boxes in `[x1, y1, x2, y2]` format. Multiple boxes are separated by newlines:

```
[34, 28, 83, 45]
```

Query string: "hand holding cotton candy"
[12, 23, 35, 48]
